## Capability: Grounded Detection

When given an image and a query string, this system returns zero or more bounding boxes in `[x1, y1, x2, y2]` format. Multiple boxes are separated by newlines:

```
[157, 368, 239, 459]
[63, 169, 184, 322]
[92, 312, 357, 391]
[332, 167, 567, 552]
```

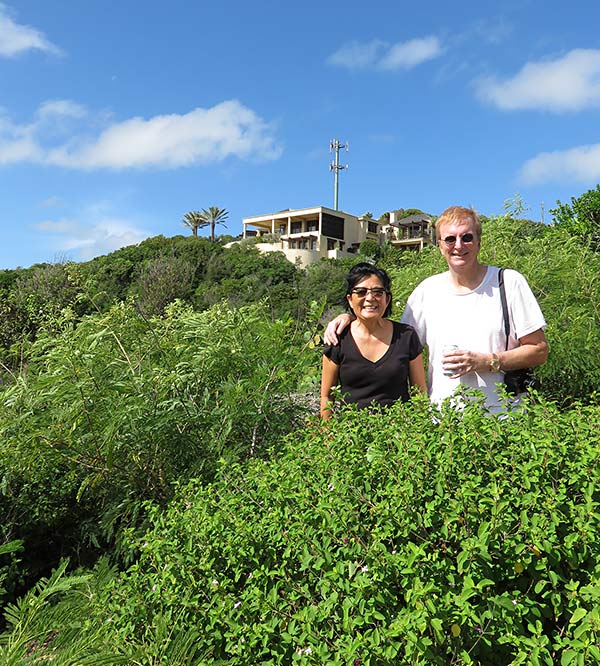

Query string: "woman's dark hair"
[344, 262, 393, 318]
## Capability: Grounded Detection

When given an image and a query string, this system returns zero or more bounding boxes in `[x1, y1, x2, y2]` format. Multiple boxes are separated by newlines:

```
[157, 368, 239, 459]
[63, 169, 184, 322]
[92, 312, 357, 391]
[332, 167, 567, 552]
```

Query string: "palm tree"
[200, 206, 229, 242]
[182, 211, 207, 237]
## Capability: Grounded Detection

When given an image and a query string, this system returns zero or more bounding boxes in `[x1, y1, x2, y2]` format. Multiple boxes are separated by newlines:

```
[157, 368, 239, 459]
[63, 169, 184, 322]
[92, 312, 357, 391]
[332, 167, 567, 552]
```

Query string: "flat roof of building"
[243, 205, 358, 224]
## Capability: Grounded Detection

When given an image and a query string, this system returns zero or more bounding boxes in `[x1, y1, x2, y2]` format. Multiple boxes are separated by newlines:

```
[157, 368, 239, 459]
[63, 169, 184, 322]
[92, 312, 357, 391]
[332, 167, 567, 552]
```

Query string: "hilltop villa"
[240, 205, 434, 267]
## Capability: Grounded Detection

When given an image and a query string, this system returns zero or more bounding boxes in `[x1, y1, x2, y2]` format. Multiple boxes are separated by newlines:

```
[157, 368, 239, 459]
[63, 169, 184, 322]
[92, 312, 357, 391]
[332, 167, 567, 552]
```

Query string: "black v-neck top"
[323, 320, 423, 409]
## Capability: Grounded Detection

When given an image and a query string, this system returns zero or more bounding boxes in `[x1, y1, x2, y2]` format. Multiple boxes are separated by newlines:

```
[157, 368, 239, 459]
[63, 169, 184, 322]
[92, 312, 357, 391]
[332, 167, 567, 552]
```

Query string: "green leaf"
[561, 649, 578, 666]
[569, 607, 588, 625]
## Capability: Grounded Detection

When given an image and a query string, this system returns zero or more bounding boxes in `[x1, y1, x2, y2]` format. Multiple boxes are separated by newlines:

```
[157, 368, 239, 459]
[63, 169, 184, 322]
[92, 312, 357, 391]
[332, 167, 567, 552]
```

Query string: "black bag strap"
[498, 268, 510, 352]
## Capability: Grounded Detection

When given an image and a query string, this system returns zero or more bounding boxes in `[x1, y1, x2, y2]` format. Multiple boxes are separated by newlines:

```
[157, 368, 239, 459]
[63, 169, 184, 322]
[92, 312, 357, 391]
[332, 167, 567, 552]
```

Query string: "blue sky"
[1, 1, 599, 269]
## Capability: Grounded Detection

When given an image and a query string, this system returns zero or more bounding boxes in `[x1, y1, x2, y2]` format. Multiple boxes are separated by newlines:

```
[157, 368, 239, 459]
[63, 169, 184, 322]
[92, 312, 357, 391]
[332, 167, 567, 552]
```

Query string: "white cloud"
[37, 100, 87, 120]
[0, 3, 61, 57]
[327, 36, 443, 71]
[326, 40, 386, 70]
[476, 49, 600, 112]
[0, 135, 41, 163]
[0, 99, 282, 169]
[34, 216, 150, 261]
[519, 143, 600, 185]
[379, 37, 443, 71]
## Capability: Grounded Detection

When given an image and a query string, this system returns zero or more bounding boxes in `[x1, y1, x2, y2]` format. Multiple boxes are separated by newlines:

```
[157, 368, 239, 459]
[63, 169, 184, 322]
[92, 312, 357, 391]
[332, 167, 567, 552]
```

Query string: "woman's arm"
[409, 353, 428, 395]
[320, 355, 340, 420]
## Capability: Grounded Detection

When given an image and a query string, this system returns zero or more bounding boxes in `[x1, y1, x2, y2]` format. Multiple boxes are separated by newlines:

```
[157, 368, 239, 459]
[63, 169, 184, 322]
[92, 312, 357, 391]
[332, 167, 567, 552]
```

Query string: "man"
[324, 206, 548, 411]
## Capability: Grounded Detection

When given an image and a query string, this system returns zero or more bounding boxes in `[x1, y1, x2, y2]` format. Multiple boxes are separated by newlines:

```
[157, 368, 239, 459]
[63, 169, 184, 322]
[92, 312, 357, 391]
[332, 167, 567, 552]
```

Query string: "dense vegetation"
[0, 235, 352, 365]
[3, 396, 600, 665]
[551, 185, 600, 251]
[0, 190, 599, 664]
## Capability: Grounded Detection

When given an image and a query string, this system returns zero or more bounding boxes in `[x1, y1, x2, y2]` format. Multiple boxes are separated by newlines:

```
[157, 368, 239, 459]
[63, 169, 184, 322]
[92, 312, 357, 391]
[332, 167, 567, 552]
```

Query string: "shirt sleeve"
[323, 343, 341, 365]
[505, 269, 546, 340]
[408, 326, 424, 360]
[401, 284, 427, 346]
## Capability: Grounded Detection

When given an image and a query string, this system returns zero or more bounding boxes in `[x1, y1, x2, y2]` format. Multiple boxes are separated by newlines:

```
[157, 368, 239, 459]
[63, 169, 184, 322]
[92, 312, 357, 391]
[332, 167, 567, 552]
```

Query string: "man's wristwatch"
[489, 353, 501, 372]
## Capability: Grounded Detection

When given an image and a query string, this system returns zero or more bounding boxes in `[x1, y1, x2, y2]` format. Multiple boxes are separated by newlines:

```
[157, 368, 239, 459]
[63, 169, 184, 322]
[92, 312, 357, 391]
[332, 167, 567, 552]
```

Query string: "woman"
[320, 263, 427, 419]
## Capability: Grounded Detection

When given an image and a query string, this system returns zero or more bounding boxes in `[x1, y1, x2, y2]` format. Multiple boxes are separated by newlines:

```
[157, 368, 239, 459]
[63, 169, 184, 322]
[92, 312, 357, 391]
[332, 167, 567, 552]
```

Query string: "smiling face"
[346, 274, 391, 321]
[438, 213, 481, 274]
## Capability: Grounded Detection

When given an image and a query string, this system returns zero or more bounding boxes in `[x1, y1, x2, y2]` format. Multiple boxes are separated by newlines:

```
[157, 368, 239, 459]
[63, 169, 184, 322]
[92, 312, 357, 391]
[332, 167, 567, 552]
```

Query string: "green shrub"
[81, 235, 221, 310]
[550, 184, 600, 250]
[359, 239, 382, 260]
[128, 256, 197, 317]
[195, 245, 300, 318]
[0, 541, 22, 613]
[0, 558, 127, 664]
[41, 395, 600, 665]
[0, 299, 316, 596]
[3, 204, 600, 664]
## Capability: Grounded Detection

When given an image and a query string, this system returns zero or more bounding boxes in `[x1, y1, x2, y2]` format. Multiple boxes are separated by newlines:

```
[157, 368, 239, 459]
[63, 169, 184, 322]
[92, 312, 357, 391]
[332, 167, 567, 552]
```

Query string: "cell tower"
[329, 139, 348, 211]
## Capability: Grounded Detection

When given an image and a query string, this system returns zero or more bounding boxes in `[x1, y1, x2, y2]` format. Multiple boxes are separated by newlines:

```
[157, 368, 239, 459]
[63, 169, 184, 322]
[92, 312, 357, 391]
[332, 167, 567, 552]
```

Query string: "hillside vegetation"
[0, 206, 599, 664]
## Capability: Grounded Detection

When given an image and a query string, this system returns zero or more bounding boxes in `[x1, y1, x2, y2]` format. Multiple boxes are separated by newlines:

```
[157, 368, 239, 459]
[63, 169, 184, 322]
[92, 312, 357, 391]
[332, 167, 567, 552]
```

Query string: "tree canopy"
[182, 210, 206, 237]
[550, 184, 600, 250]
[200, 206, 229, 242]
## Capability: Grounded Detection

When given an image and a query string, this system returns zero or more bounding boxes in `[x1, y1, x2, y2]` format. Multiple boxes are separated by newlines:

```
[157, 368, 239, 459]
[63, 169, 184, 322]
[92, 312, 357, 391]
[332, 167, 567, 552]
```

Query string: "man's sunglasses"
[441, 233, 475, 246]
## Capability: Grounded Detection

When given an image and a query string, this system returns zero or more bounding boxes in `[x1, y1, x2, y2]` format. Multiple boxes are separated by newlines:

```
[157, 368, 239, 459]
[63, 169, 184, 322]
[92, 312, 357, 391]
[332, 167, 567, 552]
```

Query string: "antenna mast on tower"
[329, 139, 349, 211]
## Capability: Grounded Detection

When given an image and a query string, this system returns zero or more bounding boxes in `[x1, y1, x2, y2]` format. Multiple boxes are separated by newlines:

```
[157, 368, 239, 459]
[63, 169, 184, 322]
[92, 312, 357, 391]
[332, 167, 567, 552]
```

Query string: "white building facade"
[240, 205, 435, 267]
[242, 206, 383, 267]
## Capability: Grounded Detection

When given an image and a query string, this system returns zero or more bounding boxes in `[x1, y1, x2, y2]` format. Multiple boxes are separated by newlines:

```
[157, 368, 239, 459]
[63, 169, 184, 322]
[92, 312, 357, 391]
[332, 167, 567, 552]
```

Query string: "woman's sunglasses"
[350, 287, 388, 297]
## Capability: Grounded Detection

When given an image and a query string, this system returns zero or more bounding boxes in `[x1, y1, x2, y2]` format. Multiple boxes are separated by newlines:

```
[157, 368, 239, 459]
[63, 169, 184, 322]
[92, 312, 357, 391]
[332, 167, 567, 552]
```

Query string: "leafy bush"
[299, 259, 353, 323]
[81, 235, 221, 309]
[0, 263, 88, 365]
[196, 245, 300, 317]
[0, 299, 316, 595]
[3, 201, 600, 664]
[0, 541, 22, 614]
[26, 396, 600, 665]
[359, 239, 382, 259]
[129, 255, 197, 316]
[550, 184, 600, 250]
[0, 558, 127, 664]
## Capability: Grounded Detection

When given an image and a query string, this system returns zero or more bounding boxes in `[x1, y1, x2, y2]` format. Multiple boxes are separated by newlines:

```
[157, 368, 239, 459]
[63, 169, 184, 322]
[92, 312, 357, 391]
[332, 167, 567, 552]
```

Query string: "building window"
[310, 238, 317, 250]
[278, 224, 286, 234]
[327, 238, 336, 250]
[368, 221, 378, 233]
[322, 213, 344, 240]
[291, 222, 302, 234]
[307, 220, 318, 232]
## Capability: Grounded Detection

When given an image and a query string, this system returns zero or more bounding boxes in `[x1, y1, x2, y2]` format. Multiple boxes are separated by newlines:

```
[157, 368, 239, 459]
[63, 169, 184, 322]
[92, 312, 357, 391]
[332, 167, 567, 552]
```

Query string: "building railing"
[245, 230, 282, 241]
[390, 228, 432, 241]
